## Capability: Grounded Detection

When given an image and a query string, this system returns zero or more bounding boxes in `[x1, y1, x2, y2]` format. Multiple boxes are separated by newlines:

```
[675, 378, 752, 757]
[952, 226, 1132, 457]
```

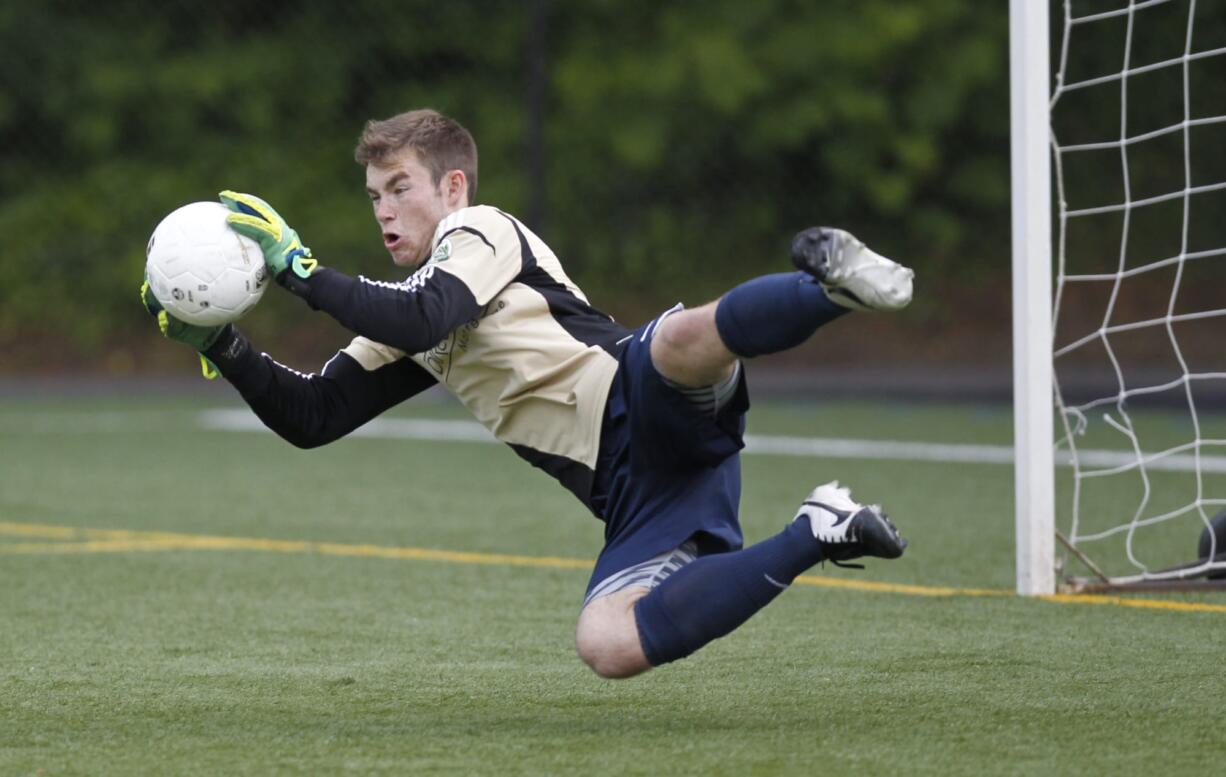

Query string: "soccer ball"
[145, 201, 268, 326]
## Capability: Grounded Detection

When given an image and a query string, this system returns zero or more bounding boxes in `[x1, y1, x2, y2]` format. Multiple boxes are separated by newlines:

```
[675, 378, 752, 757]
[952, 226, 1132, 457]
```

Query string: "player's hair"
[354, 109, 478, 205]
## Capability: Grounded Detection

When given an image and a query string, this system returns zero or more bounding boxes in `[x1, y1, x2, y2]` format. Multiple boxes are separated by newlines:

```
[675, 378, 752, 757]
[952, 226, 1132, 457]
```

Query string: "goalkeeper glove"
[219, 190, 319, 298]
[140, 277, 225, 379]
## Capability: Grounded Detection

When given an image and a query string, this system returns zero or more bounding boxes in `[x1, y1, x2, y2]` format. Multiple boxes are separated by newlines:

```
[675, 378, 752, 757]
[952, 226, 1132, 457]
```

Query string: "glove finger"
[219, 190, 278, 225]
[225, 212, 282, 245]
[142, 281, 185, 339]
[140, 278, 164, 317]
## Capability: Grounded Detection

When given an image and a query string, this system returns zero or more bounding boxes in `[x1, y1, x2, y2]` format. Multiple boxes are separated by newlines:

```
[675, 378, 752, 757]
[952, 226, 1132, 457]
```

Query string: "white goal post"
[1011, 0, 1056, 596]
[1011, 0, 1226, 594]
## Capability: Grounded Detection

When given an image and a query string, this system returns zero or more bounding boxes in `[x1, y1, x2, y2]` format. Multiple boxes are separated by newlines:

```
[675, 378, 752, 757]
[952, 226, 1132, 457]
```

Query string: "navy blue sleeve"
[299, 266, 482, 355]
[204, 326, 437, 449]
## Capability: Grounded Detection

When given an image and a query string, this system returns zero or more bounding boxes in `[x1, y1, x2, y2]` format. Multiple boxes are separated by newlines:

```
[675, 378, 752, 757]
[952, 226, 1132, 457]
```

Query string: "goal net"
[1048, 0, 1226, 590]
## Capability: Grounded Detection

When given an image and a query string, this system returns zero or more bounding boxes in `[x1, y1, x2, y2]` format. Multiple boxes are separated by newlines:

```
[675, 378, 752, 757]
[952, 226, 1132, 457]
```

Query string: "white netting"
[1051, 0, 1226, 584]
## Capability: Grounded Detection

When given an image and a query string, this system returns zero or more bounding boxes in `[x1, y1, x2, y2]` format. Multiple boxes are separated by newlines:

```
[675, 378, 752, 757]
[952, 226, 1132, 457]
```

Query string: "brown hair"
[354, 109, 478, 205]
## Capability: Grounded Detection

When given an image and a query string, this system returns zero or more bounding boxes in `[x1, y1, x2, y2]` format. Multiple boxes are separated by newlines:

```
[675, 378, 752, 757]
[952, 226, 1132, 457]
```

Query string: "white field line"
[0, 410, 185, 434]
[197, 409, 1226, 473]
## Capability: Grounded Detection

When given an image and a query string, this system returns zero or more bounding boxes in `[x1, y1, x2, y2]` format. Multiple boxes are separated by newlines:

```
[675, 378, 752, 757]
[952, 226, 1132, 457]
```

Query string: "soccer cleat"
[790, 227, 914, 311]
[796, 481, 907, 567]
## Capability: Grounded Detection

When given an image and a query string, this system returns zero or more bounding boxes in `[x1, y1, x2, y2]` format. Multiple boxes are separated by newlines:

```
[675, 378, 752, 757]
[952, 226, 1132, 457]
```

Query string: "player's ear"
[444, 169, 467, 207]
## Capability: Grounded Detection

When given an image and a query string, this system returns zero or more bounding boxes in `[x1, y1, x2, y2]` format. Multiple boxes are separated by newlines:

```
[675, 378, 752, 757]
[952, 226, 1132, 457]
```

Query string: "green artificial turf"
[2, 394, 1224, 775]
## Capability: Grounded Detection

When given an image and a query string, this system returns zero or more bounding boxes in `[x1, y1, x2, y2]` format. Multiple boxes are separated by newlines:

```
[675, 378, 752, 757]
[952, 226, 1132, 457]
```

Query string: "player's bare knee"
[576, 640, 648, 679]
[575, 620, 648, 679]
[576, 639, 651, 679]
[575, 591, 652, 679]
[650, 313, 695, 370]
[650, 307, 735, 388]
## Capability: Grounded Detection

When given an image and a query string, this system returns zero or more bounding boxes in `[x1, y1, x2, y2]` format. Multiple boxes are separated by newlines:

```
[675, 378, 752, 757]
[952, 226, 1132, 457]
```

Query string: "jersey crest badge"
[428, 238, 453, 265]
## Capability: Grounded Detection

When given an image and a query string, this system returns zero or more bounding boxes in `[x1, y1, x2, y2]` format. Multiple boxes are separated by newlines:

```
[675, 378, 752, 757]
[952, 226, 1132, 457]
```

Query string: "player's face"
[366, 150, 458, 268]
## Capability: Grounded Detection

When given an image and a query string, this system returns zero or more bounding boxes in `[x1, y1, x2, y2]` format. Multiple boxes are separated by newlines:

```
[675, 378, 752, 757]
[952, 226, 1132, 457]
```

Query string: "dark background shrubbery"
[2, 1, 1222, 377]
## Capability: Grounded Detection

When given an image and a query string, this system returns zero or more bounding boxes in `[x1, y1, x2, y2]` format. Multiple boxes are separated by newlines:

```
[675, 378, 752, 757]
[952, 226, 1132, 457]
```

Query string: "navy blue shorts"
[585, 308, 750, 596]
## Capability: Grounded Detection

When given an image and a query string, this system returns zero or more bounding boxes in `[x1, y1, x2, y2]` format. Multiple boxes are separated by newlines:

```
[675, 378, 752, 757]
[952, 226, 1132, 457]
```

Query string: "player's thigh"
[574, 586, 652, 679]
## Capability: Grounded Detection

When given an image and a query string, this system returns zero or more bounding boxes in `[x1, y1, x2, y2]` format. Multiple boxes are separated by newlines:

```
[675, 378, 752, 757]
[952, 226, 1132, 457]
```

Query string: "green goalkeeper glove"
[219, 190, 319, 296]
[140, 277, 225, 379]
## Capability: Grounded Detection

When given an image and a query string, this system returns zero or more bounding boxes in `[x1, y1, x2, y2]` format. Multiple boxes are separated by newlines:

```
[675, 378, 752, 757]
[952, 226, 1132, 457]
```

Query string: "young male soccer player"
[143, 108, 913, 679]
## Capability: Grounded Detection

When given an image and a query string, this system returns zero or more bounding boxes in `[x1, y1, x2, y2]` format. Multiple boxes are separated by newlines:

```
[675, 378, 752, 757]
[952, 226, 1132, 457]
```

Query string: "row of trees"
[0, 0, 1010, 357]
[4, 1, 1011, 361]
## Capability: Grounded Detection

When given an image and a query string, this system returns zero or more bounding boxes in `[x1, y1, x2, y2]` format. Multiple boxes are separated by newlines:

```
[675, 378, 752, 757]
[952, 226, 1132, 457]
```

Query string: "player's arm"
[220, 192, 521, 354]
[143, 279, 434, 447]
[201, 326, 436, 449]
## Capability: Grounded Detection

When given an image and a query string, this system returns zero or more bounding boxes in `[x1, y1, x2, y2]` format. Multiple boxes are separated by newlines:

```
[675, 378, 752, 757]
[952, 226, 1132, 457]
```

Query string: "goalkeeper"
[144, 108, 913, 679]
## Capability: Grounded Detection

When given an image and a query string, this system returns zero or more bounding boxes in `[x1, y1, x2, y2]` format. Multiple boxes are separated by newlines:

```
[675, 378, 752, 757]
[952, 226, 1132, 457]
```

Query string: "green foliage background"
[0, 0, 1010, 364]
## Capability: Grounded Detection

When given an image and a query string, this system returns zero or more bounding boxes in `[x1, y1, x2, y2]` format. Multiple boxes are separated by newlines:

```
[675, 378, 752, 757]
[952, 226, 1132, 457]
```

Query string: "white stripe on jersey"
[358, 265, 437, 295]
[263, 353, 317, 380]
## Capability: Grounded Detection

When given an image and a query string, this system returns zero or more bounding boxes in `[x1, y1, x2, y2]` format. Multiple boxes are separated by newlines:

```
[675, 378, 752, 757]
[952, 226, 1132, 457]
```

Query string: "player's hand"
[141, 277, 226, 379]
[141, 277, 226, 352]
[219, 190, 319, 284]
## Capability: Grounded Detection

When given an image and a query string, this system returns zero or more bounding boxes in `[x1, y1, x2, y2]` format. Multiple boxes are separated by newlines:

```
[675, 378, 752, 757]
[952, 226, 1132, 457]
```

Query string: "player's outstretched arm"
[142, 277, 436, 447]
[200, 328, 438, 449]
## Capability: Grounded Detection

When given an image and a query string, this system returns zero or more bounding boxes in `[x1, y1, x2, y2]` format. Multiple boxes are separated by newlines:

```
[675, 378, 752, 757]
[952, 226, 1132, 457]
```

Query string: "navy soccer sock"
[714, 271, 849, 358]
[633, 518, 824, 666]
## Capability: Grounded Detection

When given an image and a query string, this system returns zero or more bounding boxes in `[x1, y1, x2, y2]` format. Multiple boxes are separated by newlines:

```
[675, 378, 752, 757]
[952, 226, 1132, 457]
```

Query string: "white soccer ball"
[145, 201, 268, 326]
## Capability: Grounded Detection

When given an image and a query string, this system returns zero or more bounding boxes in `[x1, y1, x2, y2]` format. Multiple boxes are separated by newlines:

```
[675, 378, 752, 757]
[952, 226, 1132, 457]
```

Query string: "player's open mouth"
[383, 232, 402, 249]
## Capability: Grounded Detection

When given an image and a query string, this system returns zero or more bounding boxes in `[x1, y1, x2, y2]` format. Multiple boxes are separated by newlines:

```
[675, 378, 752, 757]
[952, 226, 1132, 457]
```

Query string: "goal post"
[1012, 0, 1226, 594]
[1010, 0, 1056, 596]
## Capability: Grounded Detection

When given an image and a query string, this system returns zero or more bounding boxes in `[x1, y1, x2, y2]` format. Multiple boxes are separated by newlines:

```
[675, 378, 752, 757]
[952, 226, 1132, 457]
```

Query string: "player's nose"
[374, 200, 396, 222]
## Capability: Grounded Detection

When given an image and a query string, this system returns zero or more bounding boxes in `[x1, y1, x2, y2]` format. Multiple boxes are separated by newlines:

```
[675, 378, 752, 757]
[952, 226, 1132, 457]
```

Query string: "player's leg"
[577, 261, 910, 678]
[575, 541, 702, 678]
[635, 482, 905, 669]
[575, 483, 907, 678]
[650, 227, 914, 387]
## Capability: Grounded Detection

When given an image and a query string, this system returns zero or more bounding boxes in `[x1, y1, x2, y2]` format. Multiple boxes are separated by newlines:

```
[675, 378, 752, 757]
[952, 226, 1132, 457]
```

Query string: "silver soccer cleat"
[796, 481, 907, 567]
[790, 227, 914, 312]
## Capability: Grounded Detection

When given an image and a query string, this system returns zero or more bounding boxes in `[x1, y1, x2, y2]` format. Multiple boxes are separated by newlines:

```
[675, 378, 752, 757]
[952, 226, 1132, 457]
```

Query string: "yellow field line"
[1, 539, 187, 553]
[1037, 592, 1226, 614]
[793, 575, 1010, 598]
[791, 574, 1226, 613]
[0, 522, 592, 569]
[3, 521, 1225, 613]
[0, 522, 83, 539]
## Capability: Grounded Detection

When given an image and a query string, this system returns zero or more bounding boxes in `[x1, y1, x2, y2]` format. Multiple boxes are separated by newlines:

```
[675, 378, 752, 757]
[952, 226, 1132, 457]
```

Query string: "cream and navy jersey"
[209, 205, 630, 506]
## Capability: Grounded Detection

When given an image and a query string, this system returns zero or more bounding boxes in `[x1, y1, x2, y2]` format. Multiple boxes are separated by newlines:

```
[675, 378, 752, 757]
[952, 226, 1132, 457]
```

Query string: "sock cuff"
[713, 286, 758, 358]
[786, 514, 825, 567]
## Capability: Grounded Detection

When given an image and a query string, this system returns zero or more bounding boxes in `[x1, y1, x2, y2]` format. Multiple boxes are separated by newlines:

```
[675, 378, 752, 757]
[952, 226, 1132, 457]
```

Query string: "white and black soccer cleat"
[790, 227, 914, 312]
[796, 481, 907, 568]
